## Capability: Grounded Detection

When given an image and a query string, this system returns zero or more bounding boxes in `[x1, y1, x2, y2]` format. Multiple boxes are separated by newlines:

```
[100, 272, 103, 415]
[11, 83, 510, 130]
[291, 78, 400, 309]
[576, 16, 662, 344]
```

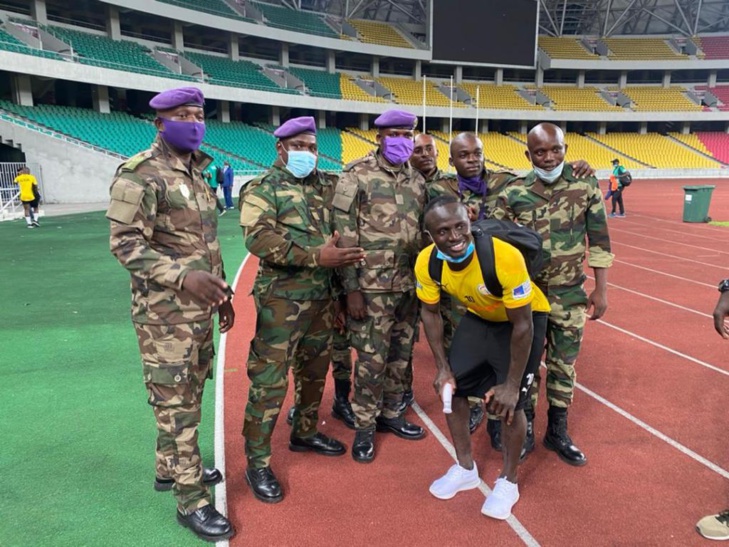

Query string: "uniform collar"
[152, 136, 212, 174]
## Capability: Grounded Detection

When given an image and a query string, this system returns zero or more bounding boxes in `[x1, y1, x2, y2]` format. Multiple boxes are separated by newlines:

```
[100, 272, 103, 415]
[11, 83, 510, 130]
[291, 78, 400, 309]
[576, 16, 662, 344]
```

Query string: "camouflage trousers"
[349, 291, 419, 429]
[134, 320, 214, 513]
[529, 285, 588, 410]
[243, 295, 334, 469]
[331, 329, 353, 381]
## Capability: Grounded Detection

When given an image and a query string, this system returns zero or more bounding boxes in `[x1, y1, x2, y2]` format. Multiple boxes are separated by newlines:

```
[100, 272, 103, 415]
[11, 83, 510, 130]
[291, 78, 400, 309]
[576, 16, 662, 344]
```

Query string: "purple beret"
[149, 87, 205, 111]
[374, 109, 417, 129]
[274, 116, 317, 139]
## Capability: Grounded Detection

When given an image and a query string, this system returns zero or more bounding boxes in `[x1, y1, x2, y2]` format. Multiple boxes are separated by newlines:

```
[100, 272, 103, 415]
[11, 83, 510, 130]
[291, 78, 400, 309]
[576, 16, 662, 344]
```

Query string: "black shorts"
[22, 198, 39, 209]
[448, 311, 548, 411]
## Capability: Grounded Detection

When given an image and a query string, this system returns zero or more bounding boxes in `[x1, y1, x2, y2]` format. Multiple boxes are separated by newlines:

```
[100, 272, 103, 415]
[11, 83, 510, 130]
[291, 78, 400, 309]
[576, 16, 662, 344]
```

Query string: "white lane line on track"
[629, 213, 729, 234]
[411, 402, 541, 547]
[610, 227, 729, 256]
[613, 259, 716, 288]
[573, 378, 729, 481]
[595, 319, 729, 377]
[619, 218, 729, 244]
[215, 253, 251, 547]
[585, 276, 713, 319]
[612, 241, 728, 269]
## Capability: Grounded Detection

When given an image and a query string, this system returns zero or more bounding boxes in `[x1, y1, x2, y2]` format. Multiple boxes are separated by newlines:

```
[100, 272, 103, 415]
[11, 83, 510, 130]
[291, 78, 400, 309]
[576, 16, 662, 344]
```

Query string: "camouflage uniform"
[107, 137, 221, 513]
[331, 329, 353, 381]
[240, 165, 338, 469]
[333, 152, 426, 429]
[491, 163, 614, 409]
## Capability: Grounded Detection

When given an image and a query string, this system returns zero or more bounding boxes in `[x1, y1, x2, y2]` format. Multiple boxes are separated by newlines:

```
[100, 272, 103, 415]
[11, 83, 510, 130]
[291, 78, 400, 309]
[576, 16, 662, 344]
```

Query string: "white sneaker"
[481, 477, 519, 520]
[429, 463, 481, 500]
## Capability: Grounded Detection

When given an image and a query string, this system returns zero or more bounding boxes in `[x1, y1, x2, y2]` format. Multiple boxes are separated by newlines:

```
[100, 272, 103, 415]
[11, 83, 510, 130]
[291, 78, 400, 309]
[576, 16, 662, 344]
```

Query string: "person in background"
[695, 282, 729, 541]
[14, 166, 41, 229]
[609, 158, 627, 218]
[203, 165, 225, 215]
[222, 161, 235, 209]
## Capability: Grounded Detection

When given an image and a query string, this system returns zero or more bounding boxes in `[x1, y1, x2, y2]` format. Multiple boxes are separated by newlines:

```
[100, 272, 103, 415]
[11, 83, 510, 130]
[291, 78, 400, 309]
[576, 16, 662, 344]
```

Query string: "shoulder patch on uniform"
[119, 151, 152, 173]
[344, 155, 373, 172]
[106, 177, 146, 224]
[332, 178, 357, 212]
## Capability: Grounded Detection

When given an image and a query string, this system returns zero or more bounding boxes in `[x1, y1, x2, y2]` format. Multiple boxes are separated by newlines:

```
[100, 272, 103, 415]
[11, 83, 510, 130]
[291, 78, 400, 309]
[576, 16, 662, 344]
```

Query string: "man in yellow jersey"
[415, 195, 550, 521]
[14, 166, 40, 228]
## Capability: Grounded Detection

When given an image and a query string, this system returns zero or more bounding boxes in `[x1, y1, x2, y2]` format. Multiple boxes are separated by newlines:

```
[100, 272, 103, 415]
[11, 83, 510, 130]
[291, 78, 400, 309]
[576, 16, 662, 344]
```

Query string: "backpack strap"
[471, 228, 502, 297]
[428, 246, 443, 286]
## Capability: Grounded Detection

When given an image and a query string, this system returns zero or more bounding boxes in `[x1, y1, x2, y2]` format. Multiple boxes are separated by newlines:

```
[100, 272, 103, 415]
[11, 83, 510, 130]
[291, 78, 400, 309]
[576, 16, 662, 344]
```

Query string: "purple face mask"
[159, 118, 206, 153]
[381, 136, 414, 166]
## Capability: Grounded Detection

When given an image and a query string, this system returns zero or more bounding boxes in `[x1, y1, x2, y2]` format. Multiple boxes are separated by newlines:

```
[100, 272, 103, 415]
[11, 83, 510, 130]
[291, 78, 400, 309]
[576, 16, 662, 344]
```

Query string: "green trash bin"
[682, 185, 715, 223]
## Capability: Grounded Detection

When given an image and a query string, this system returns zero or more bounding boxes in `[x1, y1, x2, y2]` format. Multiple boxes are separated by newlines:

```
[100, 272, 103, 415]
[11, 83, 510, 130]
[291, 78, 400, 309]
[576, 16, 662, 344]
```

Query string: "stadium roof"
[292, 0, 729, 36]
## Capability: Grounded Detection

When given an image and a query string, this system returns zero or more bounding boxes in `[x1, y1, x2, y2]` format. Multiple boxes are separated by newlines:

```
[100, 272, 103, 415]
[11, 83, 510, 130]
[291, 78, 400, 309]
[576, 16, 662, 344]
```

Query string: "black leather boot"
[543, 406, 587, 466]
[468, 402, 485, 434]
[352, 429, 375, 463]
[486, 418, 502, 451]
[375, 415, 425, 440]
[176, 505, 235, 542]
[520, 404, 535, 462]
[155, 467, 224, 492]
[331, 379, 356, 429]
[245, 466, 284, 503]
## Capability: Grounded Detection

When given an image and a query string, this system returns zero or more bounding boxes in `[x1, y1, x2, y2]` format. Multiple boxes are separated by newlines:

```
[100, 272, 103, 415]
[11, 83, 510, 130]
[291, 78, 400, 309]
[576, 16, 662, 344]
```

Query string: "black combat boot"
[245, 466, 284, 503]
[468, 402, 485, 434]
[520, 404, 535, 462]
[486, 418, 502, 451]
[543, 406, 587, 466]
[176, 504, 235, 542]
[331, 379, 356, 429]
[155, 468, 223, 492]
[352, 429, 375, 463]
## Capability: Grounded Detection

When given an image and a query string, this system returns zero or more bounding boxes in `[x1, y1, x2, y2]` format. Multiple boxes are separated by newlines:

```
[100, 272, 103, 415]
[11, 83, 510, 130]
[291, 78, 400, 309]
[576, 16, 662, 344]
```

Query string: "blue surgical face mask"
[435, 241, 475, 264]
[533, 161, 565, 184]
[285, 150, 317, 178]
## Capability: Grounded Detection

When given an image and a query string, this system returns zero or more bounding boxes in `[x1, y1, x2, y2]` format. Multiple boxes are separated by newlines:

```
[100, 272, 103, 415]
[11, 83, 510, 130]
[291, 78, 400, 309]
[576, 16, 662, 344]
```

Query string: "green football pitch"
[0, 210, 247, 546]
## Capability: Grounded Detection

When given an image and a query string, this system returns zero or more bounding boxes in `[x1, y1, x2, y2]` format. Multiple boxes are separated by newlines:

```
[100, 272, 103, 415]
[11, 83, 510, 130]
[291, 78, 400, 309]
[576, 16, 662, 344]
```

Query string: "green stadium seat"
[157, 0, 254, 21]
[0, 27, 63, 60]
[251, 2, 338, 38]
[281, 66, 341, 99]
[184, 52, 298, 93]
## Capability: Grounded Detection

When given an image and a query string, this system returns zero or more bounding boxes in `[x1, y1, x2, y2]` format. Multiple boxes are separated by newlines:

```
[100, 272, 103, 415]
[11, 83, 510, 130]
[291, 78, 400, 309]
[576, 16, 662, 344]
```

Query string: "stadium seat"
[348, 19, 413, 48]
[604, 38, 687, 60]
[0, 26, 62, 60]
[183, 52, 298, 93]
[45, 25, 194, 80]
[339, 74, 389, 102]
[378, 76, 465, 107]
[539, 37, 597, 60]
[620, 86, 702, 112]
[588, 132, 720, 168]
[695, 36, 729, 60]
[695, 132, 729, 164]
[698, 85, 729, 111]
[157, 0, 253, 21]
[541, 86, 623, 111]
[252, 2, 338, 38]
[284, 66, 341, 99]
[458, 83, 544, 110]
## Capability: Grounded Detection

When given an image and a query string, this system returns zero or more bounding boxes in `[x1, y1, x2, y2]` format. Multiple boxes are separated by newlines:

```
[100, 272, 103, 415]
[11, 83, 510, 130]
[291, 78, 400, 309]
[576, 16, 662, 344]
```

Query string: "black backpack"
[428, 219, 544, 298]
[618, 171, 632, 187]
[216, 166, 225, 184]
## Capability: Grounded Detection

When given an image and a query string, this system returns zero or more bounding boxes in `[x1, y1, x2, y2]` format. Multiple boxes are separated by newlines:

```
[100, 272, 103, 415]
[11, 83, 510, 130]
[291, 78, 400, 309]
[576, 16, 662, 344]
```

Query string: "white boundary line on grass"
[214, 254, 251, 547]
[411, 402, 541, 547]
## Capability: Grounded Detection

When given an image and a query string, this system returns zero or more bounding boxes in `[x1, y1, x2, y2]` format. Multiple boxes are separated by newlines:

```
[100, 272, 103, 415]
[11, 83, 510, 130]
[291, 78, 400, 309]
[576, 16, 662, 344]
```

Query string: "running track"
[217, 178, 729, 546]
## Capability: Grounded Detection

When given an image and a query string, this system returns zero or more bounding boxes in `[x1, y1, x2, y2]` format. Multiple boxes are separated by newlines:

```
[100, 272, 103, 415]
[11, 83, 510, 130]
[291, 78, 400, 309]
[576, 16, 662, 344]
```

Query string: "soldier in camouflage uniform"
[333, 109, 427, 464]
[492, 122, 613, 467]
[239, 117, 364, 503]
[107, 87, 234, 542]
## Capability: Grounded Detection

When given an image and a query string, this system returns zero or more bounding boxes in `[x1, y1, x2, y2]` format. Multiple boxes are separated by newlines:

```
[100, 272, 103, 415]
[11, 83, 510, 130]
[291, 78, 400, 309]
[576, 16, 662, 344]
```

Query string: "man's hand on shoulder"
[569, 160, 595, 179]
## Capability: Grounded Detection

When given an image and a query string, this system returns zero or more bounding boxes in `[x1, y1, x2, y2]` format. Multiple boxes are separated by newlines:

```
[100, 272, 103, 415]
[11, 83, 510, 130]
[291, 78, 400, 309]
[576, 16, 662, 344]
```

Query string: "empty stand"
[378, 76, 464, 107]
[696, 36, 729, 60]
[620, 86, 701, 112]
[699, 85, 729, 111]
[588, 133, 720, 169]
[479, 133, 532, 171]
[604, 38, 686, 60]
[158, 0, 252, 20]
[46, 26, 192, 79]
[539, 37, 596, 60]
[183, 52, 296, 93]
[339, 74, 389, 102]
[285, 66, 341, 98]
[542, 86, 622, 111]
[696, 132, 729, 164]
[252, 2, 338, 37]
[459, 83, 543, 110]
[348, 19, 413, 48]
[0, 26, 62, 60]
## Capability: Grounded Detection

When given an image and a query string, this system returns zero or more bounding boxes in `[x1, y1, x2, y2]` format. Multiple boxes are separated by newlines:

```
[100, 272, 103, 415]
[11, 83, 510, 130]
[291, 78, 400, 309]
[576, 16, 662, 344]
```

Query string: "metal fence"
[0, 162, 45, 219]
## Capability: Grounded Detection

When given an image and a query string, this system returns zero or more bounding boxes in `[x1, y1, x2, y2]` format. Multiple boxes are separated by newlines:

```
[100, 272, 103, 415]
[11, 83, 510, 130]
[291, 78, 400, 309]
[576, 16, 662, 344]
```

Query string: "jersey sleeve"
[414, 246, 441, 305]
[493, 241, 535, 309]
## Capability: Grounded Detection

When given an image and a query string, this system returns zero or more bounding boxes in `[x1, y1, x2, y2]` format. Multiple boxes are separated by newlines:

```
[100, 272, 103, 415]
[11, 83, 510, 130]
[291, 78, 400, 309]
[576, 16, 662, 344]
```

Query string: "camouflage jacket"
[491, 163, 614, 291]
[240, 164, 338, 301]
[107, 138, 223, 325]
[427, 168, 517, 219]
[333, 151, 426, 293]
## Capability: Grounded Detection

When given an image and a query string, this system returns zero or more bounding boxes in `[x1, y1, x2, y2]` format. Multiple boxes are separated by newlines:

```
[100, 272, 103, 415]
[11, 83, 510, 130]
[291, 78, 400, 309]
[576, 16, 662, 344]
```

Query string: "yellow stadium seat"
[340, 73, 389, 103]
[348, 19, 413, 48]
[378, 76, 466, 107]
[459, 83, 544, 110]
[541, 86, 623, 111]
[588, 133, 720, 168]
[619, 86, 702, 112]
[539, 37, 597, 60]
[604, 38, 687, 60]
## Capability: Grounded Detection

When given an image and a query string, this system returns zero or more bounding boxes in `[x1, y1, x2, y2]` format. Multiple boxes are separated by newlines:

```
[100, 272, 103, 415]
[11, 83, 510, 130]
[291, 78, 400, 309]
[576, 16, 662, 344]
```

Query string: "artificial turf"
[0, 210, 247, 546]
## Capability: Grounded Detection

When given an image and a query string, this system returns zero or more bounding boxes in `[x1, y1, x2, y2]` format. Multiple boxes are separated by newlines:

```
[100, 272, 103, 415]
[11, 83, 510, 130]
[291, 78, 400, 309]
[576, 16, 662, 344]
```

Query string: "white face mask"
[533, 161, 565, 184]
